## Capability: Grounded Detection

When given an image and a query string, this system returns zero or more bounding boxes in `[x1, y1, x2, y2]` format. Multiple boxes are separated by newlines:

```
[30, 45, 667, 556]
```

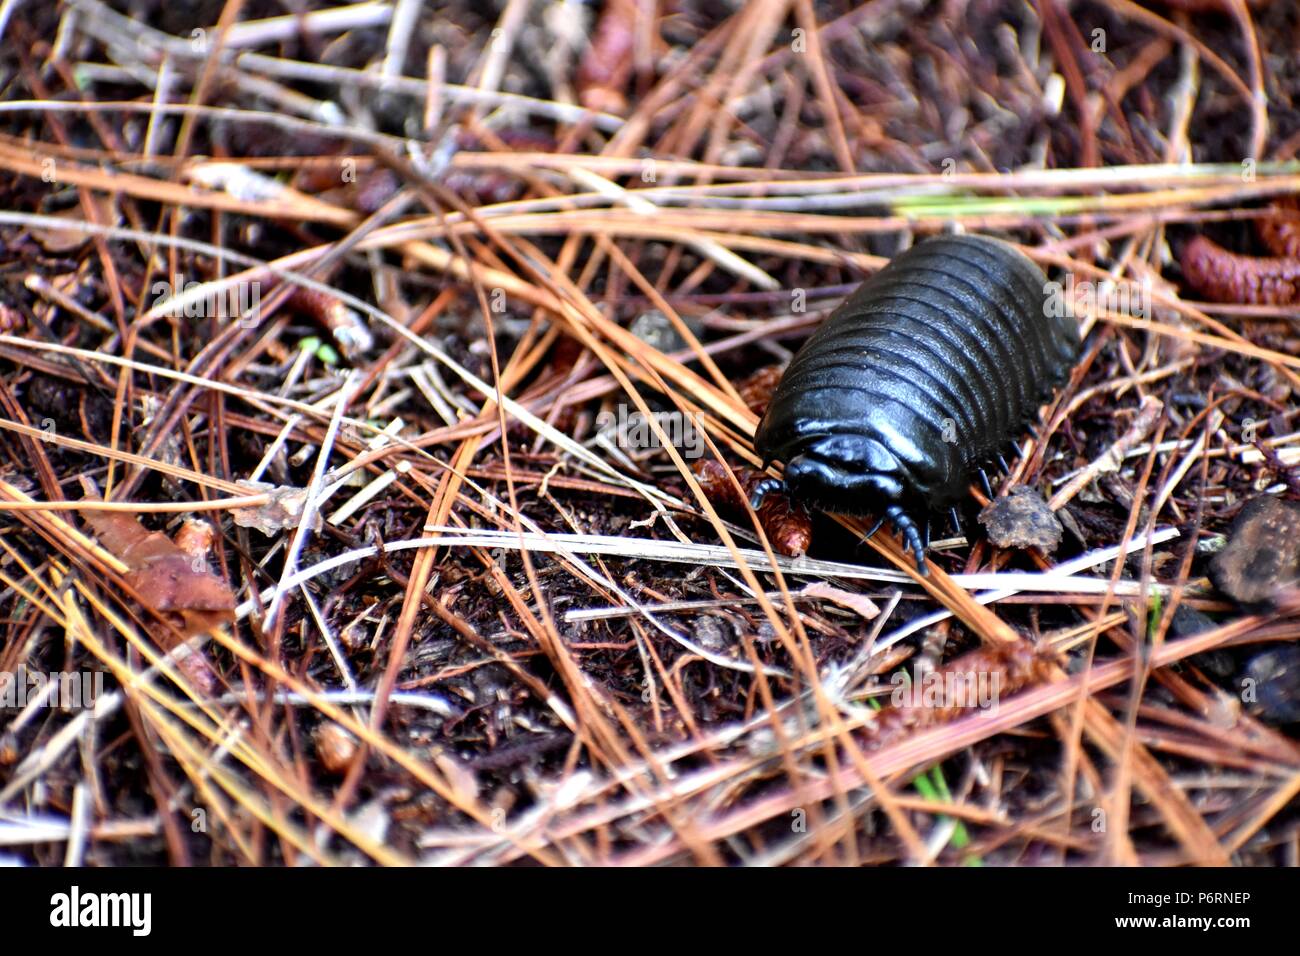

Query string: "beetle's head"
[774, 434, 906, 513]
[749, 431, 928, 573]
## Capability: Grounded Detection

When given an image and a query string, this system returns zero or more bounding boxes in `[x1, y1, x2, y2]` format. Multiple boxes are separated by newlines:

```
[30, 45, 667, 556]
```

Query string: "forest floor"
[0, 0, 1298, 866]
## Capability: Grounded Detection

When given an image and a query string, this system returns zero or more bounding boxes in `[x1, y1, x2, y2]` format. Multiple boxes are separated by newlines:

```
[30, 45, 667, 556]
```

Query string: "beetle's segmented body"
[752, 234, 1080, 572]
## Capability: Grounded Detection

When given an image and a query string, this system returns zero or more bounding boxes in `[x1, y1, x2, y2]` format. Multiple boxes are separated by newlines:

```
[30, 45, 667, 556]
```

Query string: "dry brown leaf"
[232, 480, 321, 536]
[80, 496, 235, 640]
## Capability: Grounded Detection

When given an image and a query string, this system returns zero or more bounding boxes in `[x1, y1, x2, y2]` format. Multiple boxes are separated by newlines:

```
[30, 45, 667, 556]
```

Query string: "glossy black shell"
[754, 235, 1079, 515]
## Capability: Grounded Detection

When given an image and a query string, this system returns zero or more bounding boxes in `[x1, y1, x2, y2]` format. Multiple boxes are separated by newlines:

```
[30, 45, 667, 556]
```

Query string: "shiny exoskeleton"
[751, 234, 1080, 573]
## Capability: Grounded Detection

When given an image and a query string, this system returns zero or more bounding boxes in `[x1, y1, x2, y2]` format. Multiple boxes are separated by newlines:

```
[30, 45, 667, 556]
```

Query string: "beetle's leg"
[748, 476, 783, 510]
[949, 506, 962, 535]
[996, 453, 1011, 474]
[885, 505, 928, 575]
[977, 468, 993, 498]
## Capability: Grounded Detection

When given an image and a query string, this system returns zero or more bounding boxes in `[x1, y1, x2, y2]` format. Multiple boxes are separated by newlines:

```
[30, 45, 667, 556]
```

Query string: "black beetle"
[751, 234, 1080, 572]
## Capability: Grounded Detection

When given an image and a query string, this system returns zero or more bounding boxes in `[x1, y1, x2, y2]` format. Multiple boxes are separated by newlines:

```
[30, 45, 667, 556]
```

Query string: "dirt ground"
[0, 0, 1298, 866]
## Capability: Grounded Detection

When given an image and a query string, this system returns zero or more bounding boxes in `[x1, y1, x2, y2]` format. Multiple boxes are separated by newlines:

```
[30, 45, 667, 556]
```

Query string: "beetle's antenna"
[861, 514, 887, 541]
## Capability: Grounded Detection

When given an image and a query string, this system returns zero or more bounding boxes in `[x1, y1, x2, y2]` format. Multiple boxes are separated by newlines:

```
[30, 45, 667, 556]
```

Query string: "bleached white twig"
[208, 1, 393, 49]
[871, 525, 1181, 654]
[238, 525, 1183, 621]
[263, 372, 363, 627]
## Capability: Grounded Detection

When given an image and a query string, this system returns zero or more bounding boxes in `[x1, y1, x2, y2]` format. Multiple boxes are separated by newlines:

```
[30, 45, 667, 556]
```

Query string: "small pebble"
[315, 723, 359, 774]
[1209, 496, 1300, 604]
[978, 486, 1063, 553]
[1171, 604, 1219, 640]
[1240, 646, 1300, 725]
[628, 310, 701, 354]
